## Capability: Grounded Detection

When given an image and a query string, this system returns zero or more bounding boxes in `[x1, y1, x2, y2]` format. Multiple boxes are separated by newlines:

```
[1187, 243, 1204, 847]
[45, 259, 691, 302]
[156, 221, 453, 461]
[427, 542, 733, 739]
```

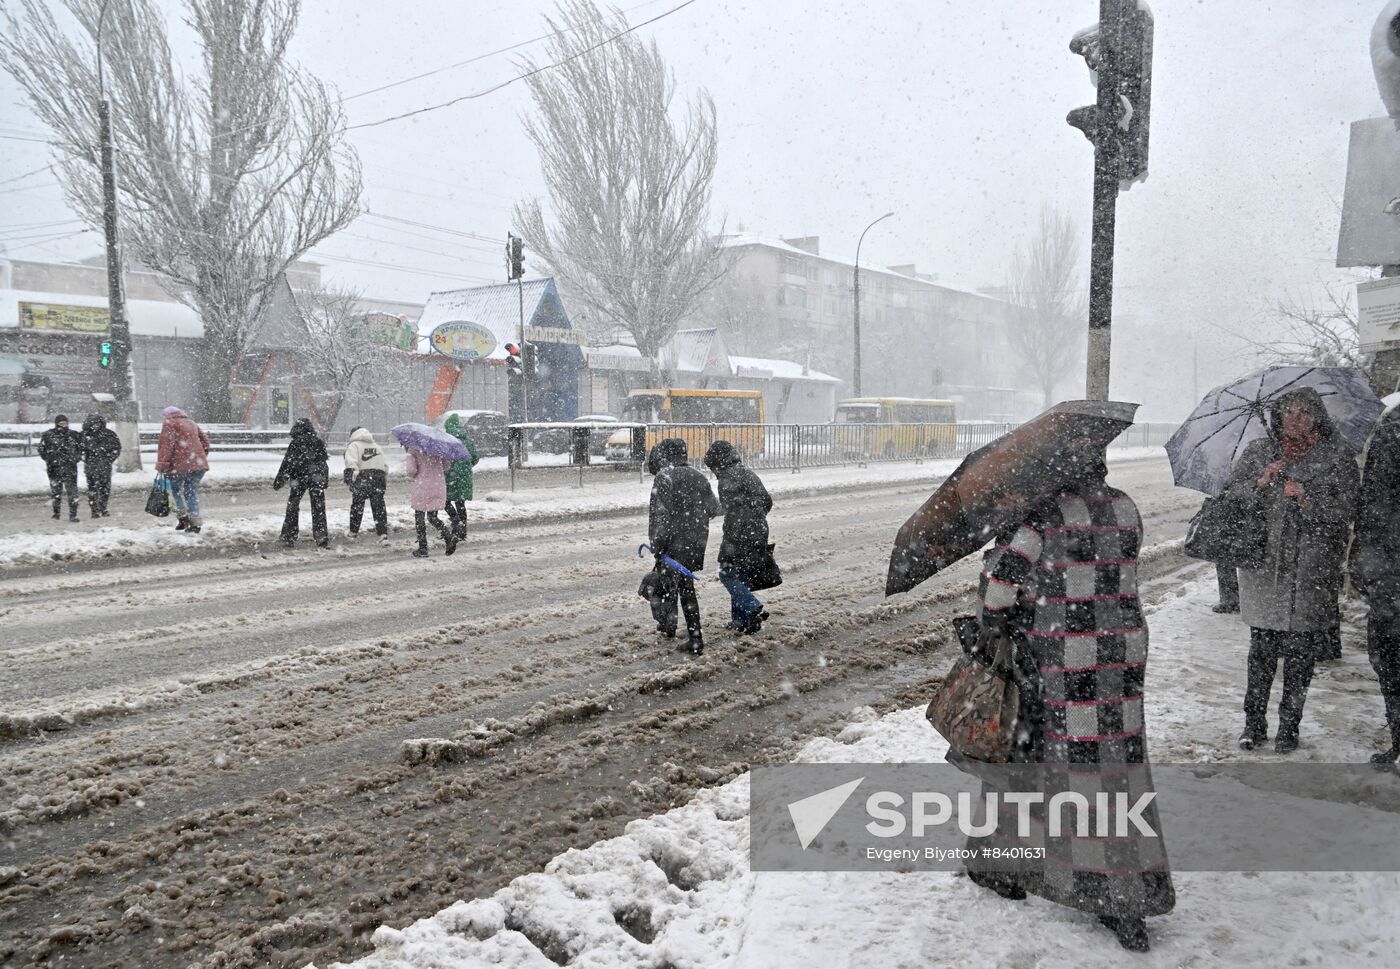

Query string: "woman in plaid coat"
[969, 449, 1175, 952]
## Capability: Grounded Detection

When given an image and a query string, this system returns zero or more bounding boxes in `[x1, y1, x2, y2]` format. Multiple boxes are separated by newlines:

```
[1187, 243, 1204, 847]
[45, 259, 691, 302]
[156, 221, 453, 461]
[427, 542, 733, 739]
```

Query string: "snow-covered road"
[0, 457, 1202, 968]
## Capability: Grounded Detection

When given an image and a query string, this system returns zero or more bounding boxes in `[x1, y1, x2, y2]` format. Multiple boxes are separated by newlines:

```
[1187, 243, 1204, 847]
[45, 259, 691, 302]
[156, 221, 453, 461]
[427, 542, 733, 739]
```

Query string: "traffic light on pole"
[504, 342, 523, 378]
[521, 342, 538, 379]
[99, 340, 113, 368]
[1067, 1, 1153, 184]
[506, 233, 525, 280]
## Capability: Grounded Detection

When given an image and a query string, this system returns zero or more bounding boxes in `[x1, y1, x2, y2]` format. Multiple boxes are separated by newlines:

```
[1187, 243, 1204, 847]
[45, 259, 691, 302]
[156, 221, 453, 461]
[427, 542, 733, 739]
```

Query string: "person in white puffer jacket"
[344, 426, 390, 544]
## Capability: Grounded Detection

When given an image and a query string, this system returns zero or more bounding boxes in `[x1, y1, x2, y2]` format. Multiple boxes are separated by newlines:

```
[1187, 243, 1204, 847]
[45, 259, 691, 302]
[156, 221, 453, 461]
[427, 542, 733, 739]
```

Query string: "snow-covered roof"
[729, 355, 840, 383]
[416, 278, 570, 360]
[0, 288, 203, 338]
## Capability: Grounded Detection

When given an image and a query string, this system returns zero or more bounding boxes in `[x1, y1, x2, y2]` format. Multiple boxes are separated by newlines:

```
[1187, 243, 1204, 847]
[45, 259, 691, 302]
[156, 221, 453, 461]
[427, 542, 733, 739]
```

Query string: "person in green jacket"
[443, 413, 481, 540]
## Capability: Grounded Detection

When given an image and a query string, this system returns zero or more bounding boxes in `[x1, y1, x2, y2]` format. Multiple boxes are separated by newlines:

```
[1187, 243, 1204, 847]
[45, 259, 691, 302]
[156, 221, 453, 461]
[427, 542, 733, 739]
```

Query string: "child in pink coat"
[404, 448, 458, 557]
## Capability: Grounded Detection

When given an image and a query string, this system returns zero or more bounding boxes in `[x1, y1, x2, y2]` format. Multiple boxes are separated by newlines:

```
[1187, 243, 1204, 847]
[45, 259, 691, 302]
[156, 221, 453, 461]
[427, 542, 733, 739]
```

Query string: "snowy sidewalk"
[315, 572, 1400, 969]
[0, 449, 1165, 571]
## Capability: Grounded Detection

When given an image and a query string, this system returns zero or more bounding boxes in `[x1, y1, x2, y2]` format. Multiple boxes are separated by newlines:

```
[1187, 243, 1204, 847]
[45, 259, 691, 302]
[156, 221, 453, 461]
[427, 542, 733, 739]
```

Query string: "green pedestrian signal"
[99, 340, 112, 368]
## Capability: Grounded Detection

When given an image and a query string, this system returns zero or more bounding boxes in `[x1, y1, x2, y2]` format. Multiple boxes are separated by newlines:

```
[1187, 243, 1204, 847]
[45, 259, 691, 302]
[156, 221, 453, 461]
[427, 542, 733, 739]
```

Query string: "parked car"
[528, 414, 618, 456]
[434, 409, 508, 457]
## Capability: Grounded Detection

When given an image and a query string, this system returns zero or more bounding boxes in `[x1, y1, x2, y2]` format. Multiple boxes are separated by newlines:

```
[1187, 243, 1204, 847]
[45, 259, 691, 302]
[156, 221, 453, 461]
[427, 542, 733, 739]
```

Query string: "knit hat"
[161, 406, 182, 418]
[54, 414, 68, 425]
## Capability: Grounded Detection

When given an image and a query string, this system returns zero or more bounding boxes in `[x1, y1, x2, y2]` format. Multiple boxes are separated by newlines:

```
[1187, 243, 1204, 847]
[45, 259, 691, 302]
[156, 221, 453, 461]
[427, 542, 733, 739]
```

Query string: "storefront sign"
[0, 329, 105, 422]
[523, 324, 584, 346]
[430, 320, 497, 360]
[19, 301, 111, 333]
[361, 312, 418, 351]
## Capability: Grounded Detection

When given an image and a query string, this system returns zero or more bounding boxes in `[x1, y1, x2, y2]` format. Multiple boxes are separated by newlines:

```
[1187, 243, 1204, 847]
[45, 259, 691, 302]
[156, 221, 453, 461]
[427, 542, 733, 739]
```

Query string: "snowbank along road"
[0, 457, 1202, 969]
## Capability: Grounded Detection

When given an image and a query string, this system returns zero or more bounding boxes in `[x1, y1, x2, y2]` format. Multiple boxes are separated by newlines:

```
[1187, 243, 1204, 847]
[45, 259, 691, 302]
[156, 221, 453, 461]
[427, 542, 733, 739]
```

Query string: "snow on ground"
[315, 574, 1400, 969]
[0, 449, 1164, 570]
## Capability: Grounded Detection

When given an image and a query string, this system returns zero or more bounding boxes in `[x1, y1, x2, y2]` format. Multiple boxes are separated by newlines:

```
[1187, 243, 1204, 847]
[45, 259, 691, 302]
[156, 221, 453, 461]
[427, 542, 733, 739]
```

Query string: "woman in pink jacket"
[404, 447, 458, 557]
[154, 406, 211, 533]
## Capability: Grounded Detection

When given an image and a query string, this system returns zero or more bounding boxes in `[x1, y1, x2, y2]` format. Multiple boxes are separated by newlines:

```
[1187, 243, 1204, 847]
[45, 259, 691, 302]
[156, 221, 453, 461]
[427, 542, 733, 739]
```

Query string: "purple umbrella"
[391, 422, 474, 461]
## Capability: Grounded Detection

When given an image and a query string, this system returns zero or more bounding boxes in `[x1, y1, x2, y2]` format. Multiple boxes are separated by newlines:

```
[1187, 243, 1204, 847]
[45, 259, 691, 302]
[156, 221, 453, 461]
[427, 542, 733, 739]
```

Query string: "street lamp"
[853, 211, 893, 397]
[96, 0, 141, 470]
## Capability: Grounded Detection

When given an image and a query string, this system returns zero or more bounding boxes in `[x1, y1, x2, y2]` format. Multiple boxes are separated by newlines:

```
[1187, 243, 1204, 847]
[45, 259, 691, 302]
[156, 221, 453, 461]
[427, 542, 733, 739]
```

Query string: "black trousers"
[1368, 611, 1400, 751]
[1216, 563, 1239, 609]
[281, 481, 328, 545]
[445, 499, 468, 536]
[656, 574, 702, 640]
[1244, 628, 1319, 732]
[414, 510, 451, 550]
[85, 464, 113, 515]
[48, 470, 79, 517]
[349, 470, 388, 536]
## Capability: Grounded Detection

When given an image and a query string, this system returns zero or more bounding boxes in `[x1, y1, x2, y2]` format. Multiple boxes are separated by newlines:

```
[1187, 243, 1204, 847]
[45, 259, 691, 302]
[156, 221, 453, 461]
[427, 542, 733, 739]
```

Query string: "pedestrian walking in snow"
[1349, 404, 1400, 768]
[79, 413, 121, 518]
[405, 445, 457, 557]
[966, 440, 1174, 953]
[1223, 388, 1360, 754]
[37, 414, 82, 522]
[703, 440, 773, 635]
[343, 426, 390, 544]
[155, 406, 211, 533]
[442, 412, 481, 540]
[647, 438, 720, 655]
[274, 418, 330, 548]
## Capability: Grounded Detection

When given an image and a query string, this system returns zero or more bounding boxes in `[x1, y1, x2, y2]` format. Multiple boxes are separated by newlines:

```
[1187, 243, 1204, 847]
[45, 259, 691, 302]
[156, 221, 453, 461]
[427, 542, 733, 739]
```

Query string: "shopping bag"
[925, 625, 1019, 763]
[748, 543, 783, 591]
[1185, 492, 1267, 569]
[145, 475, 171, 518]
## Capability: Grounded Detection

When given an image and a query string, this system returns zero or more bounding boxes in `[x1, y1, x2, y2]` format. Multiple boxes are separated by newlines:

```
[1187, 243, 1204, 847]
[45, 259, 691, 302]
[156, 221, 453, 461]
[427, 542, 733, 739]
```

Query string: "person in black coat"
[1350, 406, 1400, 767]
[79, 413, 122, 518]
[704, 440, 773, 634]
[37, 414, 83, 522]
[274, 418, 330, 548]
[647, 437, 720, 655]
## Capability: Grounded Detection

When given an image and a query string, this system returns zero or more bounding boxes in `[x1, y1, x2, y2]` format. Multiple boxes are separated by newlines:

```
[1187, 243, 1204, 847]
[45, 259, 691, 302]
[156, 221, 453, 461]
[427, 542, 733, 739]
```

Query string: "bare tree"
[1007, 206, 1087, 409]
[289, 286, 406, 433]
[0, 0, 361, 421]
[1234, 283, 1365, 368]
[514, 0, 726, 386]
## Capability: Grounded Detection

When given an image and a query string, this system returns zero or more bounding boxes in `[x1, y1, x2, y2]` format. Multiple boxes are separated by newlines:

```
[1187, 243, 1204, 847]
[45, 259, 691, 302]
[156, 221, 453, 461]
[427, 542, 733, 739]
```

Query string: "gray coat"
[1225, 435, 1360, 633]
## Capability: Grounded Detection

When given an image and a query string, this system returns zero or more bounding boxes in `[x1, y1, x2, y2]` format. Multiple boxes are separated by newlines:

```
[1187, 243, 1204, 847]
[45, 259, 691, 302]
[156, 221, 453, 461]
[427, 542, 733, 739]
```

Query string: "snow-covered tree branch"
[513, 0, 726, 385]
[290, 286, 406, 433]
[0, 0, 362, 421]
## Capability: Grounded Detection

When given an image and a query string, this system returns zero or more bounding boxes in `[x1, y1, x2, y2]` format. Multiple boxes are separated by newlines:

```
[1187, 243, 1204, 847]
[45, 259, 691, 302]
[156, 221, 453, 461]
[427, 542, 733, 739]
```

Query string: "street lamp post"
[852, 211, 893, 397]
[96, 0, 141, 471]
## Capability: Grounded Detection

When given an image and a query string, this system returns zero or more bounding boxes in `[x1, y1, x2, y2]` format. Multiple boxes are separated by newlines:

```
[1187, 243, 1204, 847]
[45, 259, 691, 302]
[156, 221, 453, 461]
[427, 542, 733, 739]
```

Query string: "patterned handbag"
[925, 626, 1020, 763]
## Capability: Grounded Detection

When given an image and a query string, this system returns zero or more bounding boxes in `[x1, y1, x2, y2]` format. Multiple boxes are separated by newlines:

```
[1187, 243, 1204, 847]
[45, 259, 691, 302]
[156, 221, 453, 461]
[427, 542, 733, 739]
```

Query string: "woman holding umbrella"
[1224, 387, 1360, 753]
[392, 422, 463, 558]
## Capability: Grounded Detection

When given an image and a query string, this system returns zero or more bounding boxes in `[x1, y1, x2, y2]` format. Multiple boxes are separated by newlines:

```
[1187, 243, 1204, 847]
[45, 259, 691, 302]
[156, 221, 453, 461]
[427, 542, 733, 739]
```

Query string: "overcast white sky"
[0, 0, 1389, 416]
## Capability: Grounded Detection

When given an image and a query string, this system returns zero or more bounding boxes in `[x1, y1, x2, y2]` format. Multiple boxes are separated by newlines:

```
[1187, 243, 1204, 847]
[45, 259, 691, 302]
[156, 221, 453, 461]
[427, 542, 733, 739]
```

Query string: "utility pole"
[1067, 0, 1153, 401]
[506, 233, 528, 421]
[97, 0, 141, 470]
[853, 211, 894, 397]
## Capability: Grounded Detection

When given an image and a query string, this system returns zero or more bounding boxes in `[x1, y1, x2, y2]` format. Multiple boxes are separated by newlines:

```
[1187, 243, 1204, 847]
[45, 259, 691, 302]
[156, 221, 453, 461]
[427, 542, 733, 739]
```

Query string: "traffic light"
[506, 233, 525, 280]
[521, 341, 538, 379]
[1067, 1, 1153, 184]
[99, 340, 112, 368]
[504, 342, 523, 378]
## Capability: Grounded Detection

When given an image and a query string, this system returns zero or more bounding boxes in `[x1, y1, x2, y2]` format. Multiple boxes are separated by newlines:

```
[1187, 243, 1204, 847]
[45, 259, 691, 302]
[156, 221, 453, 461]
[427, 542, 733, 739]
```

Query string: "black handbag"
[1185, 493, 1267, 570]
[145, 475, 170, 517]
[748, 543, 783, 591]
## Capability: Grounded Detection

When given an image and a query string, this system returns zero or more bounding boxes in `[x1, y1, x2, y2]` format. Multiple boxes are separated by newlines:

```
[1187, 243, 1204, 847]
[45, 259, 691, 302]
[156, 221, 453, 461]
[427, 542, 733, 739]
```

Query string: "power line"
[362, 211, 502, 245]
[313, 250, 497, 285]
[342, 0, 668, 103]
[0, 163, 51, 187]
[347, 0, 699, 131]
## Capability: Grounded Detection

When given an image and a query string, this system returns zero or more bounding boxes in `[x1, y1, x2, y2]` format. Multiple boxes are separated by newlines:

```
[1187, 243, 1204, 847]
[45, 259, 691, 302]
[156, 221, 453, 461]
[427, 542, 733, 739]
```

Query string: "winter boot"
[676, 635, 704, 657]
[185, 521, 202, 534]
[413, 547, 429, 558]
[967, 869, 1026, 900]
[378, 534, 391, 547]
[1099, 916, 1150, 952]
[1370, 745, 1400, 769]
[657, 622, 677, 638]
[1238, 719, 1267, 751]
[1274, 724, 1300, 754]
[739, 608, 765, 635]
[175, 515, 189, 531]
[444, 531, 458, 556]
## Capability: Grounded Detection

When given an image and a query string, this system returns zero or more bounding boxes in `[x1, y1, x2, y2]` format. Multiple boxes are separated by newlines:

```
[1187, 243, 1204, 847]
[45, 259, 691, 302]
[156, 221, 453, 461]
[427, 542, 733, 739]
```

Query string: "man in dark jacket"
[274, 418, 330, 548]
[37, 414, 83, 522]
[703, 440, 773, 634]
[648, 438, 720, 655]
[79, 413, 122, 518]
[1350, 406, 1400, 767]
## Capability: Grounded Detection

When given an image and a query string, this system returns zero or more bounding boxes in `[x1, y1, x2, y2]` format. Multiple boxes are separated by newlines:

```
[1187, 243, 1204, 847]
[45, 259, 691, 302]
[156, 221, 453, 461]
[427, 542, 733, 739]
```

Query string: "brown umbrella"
[886, 399, 1139, 596]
